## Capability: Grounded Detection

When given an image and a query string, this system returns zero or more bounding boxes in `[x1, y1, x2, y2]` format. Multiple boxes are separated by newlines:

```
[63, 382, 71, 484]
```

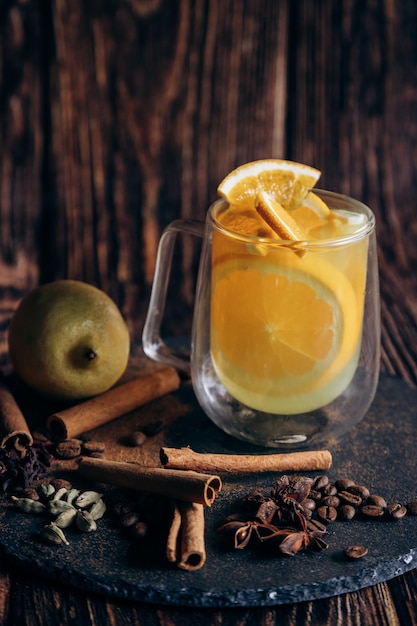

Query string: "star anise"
[261, 509, 328, 556]
[267, 528, 321, 556]
[220, 475, 330, 558]
[218, 519, 279, 549]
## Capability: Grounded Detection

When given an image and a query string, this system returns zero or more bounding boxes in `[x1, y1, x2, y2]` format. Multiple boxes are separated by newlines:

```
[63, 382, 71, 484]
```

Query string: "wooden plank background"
[1, 0, 417, 383]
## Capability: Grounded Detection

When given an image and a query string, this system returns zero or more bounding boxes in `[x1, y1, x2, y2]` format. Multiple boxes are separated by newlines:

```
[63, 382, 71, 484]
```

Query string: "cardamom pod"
[88, 498, 106, 520]
[47, 500, 76, 516]
[52, 487, 69, 501]
[54, 508, 77, 528]
[75, 491, 103, 509]
[75, 510, 97, 532]
[64, 488, 81, 505]
[38, 483, 55, 500]
[11, 496, 46, 514]
[40, 523, 70, 545]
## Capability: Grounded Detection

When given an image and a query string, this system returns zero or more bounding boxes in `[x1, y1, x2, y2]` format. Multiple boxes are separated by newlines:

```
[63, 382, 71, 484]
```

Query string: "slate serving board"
[0, 370, 416, 607]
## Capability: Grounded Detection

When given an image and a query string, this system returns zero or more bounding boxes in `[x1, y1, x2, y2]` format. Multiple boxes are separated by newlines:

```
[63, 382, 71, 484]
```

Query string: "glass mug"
[142, 190, 380, 448]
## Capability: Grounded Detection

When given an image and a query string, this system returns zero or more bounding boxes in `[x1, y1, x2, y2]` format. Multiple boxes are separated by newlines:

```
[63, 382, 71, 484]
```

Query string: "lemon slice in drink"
[211, 253, 361, 414]
[217, 159, 322, 212]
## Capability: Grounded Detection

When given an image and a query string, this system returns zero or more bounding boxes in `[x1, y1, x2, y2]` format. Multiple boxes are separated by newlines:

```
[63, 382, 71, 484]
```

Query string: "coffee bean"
[347, 484, 370, 500]
[361, 504, 385, 518]
[338, 505, 356, 521]
[367, 494, 387, 509]
[308, 489, 322, 502]
[119, 502, 140, 515]
[335, 478, 355, 491]
[32, 431, 49, 443]
[317, 505, 337, 523]
[302, 498, 317, 511]
[313, 475, 329, 490]
[307, 518, 327, 533]
[344, 545, 368, 560]
[130, 521, 148, 539]
[406, 500, 417, 516]
[55, 439, 82, 459]
[321, 484, 337, 497]
[82, 440, 106, 454]
[126, 431, 147, 447]
[338, 490, 362, 507]
[321, 495, 340, 508]
[119, 511, 140, 528]
[386, 503, 407, 520]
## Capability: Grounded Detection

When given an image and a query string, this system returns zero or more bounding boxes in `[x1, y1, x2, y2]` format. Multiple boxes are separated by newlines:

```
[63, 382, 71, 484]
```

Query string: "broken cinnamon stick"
[77, 456, 222, 506]
[160, 447, 332, 473]
[0, 375, 33, 452]
[166, 501, 206, 571]
[47, 366, 180, 441]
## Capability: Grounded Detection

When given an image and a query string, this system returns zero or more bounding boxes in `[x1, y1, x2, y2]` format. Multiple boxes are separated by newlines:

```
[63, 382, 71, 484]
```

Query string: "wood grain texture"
[2, 568, 416, 626]
[40, 0, 290, 339]
[1, 0, 417, 624]
[0, 0, 43, 370]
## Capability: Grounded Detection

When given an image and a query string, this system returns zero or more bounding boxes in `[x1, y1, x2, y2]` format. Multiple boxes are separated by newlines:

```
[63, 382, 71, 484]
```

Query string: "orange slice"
[219, 206, 276, 238]
[302, 191, 330, 217]
[211, 253, 360, 414]
[255, 190, 306, 241]
[288, 193, 331, 236]
[217, 159, 321, 212]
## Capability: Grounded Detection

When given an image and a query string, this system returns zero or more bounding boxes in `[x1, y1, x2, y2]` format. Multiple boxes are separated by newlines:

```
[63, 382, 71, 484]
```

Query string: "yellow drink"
[210, 200, 369, 414]
[142, 158, 379, 447]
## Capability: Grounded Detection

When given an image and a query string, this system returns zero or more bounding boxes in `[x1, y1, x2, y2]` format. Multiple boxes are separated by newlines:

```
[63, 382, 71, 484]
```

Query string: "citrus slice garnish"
[219, 206, 276, 238]
[286, 191, 331, 235]
[255, 190, 307, 241]
[302, 191, 331, 217]
[211, 253, 361, 414]
[217, 159, 321, 212]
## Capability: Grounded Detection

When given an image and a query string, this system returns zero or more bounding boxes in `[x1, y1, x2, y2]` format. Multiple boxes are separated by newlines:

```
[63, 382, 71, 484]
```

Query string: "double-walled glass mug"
[142, 190, 380, 448]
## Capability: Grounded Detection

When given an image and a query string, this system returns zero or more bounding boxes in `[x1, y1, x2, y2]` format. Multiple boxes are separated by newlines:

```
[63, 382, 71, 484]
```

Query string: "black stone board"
[0, 371, 416, 607]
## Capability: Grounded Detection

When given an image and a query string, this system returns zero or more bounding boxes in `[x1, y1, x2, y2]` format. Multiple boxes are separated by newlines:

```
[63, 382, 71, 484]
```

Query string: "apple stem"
[85, 349, 97, 361]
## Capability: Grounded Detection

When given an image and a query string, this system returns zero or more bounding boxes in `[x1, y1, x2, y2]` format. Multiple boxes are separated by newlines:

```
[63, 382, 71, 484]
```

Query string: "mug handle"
[142, 218, 205, 375]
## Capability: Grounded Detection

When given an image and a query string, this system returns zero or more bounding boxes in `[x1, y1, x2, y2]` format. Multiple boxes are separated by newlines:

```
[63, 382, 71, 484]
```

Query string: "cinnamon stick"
[77, 457, 222, 506]
[160, 447, 332, 473]
[166, 504, 182, 564]
[0, 375, 33, 452]
[47, 367, 180, 440]
[166, 501, 206, 571]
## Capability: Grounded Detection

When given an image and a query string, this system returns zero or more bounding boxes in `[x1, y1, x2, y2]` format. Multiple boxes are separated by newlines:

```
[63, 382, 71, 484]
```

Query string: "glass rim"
[208, 189, 376, 251]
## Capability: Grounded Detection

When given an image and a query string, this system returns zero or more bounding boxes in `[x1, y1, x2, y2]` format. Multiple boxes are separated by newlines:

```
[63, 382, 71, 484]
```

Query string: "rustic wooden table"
[1, 1, 417, 624]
